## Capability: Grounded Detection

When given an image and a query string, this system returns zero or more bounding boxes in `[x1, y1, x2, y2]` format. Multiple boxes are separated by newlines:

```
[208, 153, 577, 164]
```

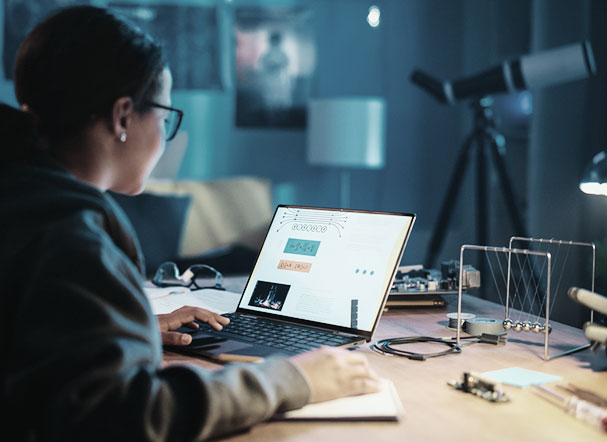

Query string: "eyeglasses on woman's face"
[145, 101, 184, 142]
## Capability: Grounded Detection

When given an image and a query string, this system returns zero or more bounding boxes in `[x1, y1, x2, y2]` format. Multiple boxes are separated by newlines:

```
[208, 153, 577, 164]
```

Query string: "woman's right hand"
[290, 346, 381, 403]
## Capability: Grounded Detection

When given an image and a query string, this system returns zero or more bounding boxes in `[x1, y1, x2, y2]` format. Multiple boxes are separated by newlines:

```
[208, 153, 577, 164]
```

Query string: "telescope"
[411, 41, 596, 104]
[418, 41, 598, 270]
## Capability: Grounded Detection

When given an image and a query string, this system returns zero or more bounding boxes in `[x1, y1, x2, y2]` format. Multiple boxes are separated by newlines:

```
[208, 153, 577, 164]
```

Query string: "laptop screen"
[237, 206, 415, 334]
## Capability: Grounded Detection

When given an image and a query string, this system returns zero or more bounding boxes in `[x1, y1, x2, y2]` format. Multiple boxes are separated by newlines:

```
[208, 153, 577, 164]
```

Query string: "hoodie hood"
[0, 155, 145, 274]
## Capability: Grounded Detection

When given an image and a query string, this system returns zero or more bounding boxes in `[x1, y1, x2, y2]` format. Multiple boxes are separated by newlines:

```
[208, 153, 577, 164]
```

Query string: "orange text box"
[277, 259, 312, 273]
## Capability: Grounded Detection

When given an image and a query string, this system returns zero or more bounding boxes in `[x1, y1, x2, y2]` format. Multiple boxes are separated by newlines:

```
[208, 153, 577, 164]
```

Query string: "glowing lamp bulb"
[367, 6, 381, 28]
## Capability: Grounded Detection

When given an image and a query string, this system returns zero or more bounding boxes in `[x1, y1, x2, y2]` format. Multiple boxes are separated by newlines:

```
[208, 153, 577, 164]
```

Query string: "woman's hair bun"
[0, 103, 40, 162]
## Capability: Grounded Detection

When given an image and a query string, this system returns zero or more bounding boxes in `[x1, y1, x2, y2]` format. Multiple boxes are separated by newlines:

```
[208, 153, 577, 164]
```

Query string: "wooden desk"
[164, 282, 607, 442]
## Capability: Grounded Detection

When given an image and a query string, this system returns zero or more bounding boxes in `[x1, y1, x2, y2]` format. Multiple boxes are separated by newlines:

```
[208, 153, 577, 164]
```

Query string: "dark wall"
[1, 0, 605, 327]
[189, 0, 469, 268]
[527, 0, 607, 326]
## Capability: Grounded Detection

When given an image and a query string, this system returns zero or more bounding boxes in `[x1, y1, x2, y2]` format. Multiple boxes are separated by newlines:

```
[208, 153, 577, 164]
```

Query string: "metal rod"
[591, 243, 596, 323]
[546, 343, 592, 360]
[457, 246, 465, 346]
[506, 247, 512, 319]
[462, 244, 548, 257]
[544, 253, 551, 361]
[510, 237, 595, 248]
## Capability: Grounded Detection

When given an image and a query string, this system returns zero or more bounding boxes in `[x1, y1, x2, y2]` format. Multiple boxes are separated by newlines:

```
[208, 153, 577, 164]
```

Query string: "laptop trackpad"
[189, 335, 250, 352]
[188, 333, 290, 360]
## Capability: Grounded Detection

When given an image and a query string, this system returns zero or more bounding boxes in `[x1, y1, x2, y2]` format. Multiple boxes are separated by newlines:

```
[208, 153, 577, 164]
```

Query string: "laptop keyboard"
[196, 312, 358, 354]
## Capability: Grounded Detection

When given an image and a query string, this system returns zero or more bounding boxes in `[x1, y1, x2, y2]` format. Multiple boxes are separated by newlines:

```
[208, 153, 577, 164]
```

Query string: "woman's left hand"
[157, 306, 230, 346]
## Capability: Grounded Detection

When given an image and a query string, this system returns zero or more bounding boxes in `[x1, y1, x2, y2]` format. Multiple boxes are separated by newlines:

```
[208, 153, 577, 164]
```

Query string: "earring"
[120, 132, 127, 143]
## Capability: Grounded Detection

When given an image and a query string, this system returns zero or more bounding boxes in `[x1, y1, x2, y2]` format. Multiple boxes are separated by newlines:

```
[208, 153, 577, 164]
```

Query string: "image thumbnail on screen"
[248, 280, 291, 311]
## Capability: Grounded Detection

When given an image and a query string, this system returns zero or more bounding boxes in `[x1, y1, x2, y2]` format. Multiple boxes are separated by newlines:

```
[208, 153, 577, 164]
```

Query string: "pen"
[533, 384, 607, 433]
[557, 383, 607, 408]
[169, 289, 189, 295]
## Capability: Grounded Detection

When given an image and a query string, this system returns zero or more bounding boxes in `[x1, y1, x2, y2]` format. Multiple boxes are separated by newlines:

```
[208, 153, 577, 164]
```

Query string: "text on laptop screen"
[238, 207, 414, 332]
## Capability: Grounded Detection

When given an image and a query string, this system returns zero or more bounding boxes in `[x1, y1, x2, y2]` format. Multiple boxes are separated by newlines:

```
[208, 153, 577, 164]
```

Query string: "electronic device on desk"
[387, 261, 480, 308]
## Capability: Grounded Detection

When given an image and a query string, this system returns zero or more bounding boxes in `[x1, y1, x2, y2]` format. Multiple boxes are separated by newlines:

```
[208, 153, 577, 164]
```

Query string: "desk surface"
[164, 278, 607, 442]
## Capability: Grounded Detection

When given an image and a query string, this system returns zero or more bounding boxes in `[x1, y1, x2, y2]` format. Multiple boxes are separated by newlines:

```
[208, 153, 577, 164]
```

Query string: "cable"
[371, 333, 506, 361]
[371, 336, 463, 361]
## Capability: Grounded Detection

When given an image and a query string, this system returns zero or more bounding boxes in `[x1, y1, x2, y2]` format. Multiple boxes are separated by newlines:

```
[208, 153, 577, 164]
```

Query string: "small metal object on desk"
[448, 371, 510, 403]
[446, 312, 475, 330]
[464, 317, 505, 335]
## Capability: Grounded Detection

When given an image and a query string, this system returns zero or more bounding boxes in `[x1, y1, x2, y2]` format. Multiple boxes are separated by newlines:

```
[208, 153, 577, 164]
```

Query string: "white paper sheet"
[144, 286, 241, 315]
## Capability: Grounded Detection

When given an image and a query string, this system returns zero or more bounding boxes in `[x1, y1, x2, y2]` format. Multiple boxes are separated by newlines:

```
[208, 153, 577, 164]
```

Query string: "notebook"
[273, 378, 404, 421]
[175, 205, 415, 362]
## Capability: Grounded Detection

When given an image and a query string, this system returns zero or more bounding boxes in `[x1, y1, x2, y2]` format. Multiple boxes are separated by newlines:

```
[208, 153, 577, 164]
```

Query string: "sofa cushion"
[144, 177, 273, 258]
[109, 191, 192, 275]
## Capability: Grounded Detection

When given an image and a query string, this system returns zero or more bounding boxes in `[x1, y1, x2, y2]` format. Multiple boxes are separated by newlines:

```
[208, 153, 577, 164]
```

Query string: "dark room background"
[1, 0, 605, 328]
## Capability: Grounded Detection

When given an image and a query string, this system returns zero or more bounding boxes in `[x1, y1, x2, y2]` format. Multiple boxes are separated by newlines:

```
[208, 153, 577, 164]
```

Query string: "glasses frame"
[145, 101, 184, 142]
[152, 262, 225, 291]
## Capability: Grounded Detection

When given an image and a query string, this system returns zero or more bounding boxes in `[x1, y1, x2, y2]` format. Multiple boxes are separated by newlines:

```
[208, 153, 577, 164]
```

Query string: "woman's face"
[112, 68, 173, 194]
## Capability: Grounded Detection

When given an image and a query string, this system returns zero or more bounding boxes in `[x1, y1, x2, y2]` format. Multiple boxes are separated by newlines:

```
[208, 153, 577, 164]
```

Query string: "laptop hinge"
[335, 331, 363, 339]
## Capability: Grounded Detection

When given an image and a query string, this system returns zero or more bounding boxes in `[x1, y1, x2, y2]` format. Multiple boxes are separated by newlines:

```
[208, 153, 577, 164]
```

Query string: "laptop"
[176, 205, 416, 362]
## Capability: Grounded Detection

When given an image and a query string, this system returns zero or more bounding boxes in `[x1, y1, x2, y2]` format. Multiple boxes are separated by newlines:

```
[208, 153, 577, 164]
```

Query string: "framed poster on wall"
[235, 6, 315, 129]
[2, 0, 89, 80]
[109, 3, 223, 90]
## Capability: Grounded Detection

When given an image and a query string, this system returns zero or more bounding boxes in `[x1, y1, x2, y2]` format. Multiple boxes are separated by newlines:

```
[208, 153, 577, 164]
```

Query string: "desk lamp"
[575, 150, 607, 355]
[307, 97, 386, 208]
[579, 150, 607, 196]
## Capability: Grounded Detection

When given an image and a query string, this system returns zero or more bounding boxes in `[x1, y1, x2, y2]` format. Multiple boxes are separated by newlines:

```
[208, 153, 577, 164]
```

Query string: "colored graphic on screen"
[277, 259, 312, 273]
[277, 207, 348, 237]
[248, 280, 291, 311]
[284, 238, 320, 256]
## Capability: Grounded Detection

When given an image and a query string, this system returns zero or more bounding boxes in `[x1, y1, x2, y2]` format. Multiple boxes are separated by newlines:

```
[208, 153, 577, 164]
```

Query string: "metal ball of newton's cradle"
[513, 321, 524, 332]
[502, 319, 513, 330]
[522, 321, 532, 332]
[540, 324, 553, 334]
[531, 322, 542, 333]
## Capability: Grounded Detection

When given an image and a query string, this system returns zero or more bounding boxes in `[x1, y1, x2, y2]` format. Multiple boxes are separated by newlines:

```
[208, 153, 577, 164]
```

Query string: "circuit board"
[390, 262, 480, 296]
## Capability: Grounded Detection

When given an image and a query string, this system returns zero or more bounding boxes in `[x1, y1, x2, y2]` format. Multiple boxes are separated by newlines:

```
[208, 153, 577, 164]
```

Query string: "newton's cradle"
[455, 237, 595, 360]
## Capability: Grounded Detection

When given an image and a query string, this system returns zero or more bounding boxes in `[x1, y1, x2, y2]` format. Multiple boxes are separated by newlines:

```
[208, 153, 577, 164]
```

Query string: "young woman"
[0, 6, 379, 441]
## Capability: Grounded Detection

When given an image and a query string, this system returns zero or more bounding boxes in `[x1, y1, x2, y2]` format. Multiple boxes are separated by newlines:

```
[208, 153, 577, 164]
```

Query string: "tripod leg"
[476, 131, 488, 248]
[485, 131, 527, 236]
[474, 131, 490, 298]
[424, 132, 476, 268]
[485, 132, 544, 305]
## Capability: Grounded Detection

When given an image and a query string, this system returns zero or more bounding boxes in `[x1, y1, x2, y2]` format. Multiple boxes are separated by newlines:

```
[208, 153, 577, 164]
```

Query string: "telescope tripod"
[424, 98, 528, 269]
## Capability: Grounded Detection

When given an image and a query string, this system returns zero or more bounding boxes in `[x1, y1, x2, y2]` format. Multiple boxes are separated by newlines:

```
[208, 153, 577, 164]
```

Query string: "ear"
[111, 97, 135, 141]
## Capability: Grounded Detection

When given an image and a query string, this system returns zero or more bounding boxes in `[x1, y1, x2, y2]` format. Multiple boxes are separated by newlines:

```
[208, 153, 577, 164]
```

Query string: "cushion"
[144, 178, 273, 257]
[109, 192, 192, 276]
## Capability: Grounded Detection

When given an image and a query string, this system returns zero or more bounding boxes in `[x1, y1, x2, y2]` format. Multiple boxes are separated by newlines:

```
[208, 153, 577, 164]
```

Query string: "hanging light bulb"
[367, 5, 381, 28]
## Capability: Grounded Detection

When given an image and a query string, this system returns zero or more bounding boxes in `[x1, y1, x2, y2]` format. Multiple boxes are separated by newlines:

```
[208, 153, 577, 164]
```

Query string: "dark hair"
[0, 103, 40, 163]
[4, 5, 165, 152]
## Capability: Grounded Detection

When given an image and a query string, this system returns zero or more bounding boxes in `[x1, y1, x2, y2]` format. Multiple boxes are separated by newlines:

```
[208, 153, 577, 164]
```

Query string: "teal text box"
[284, 238, 321, 256]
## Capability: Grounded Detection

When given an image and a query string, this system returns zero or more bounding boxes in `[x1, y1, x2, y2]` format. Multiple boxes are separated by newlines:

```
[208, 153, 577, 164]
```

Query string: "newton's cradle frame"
[455, 237, 595, 360]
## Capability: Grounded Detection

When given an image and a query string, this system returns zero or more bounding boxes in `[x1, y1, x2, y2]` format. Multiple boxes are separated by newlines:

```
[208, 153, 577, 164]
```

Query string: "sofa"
[110, 176, 273, 277]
